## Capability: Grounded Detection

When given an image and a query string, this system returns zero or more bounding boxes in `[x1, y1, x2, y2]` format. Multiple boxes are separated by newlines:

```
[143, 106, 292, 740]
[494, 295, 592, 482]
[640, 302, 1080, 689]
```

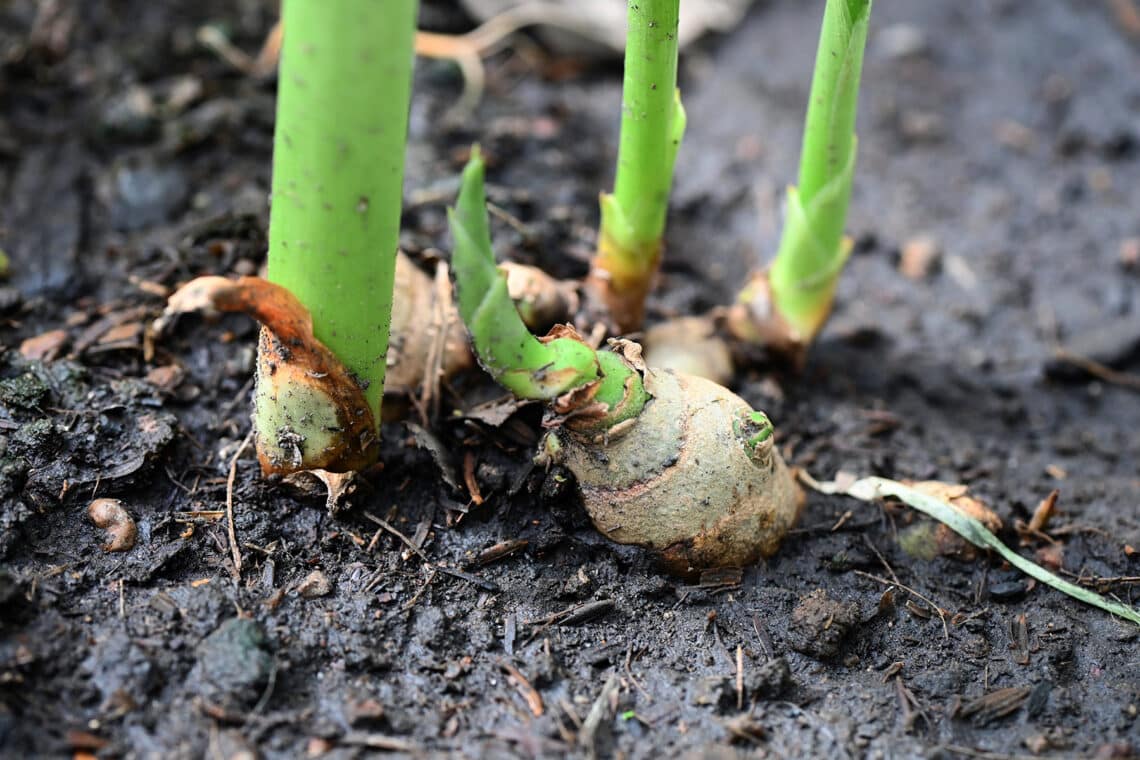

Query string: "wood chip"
[1028, 489, 1060, 534]
[958, 686, 1031, 725]
[19, 329, 68, 361]
[898, 236, 941, 280]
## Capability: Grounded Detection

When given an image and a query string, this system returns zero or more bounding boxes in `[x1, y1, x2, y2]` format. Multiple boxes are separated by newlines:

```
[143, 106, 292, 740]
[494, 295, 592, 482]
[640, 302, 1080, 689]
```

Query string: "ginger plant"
[449, 150, 800, 574]
[586, 0, 686, 333]
[727, 0, 873, 357]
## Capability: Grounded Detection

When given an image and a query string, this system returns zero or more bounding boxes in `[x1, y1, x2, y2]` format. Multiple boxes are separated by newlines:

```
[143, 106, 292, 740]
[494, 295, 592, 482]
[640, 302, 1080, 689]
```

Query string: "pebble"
[995, 120, 1036, 153]
[691, 675, 736, 710]
[0, 286, 20, 314]
[296, 570, 332, 599]
[746, 656, 792, 700]
[899, 110, 945, 143]
[988, 580, 1028, 602]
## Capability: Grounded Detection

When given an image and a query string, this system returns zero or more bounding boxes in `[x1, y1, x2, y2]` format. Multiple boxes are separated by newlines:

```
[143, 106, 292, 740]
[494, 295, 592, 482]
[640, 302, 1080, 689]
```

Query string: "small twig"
[500, 660, 544, 716]
[854, 569, 950, 640]
[862, 534, 902, 587]
[578, 674, 620, 759]
[735, 645, 744, 711]
[225, 432, 253, 581]
[1052, 347, 1140, 391]
[399, 567, 439, 613]
[339, 732, 419, 753]
[463, 450, 484, 506]
[624, 643, 653, 703]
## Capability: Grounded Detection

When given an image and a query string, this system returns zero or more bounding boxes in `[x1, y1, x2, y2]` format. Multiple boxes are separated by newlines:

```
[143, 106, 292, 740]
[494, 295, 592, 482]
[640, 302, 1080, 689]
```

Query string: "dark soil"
[3, 1, 1140, 757]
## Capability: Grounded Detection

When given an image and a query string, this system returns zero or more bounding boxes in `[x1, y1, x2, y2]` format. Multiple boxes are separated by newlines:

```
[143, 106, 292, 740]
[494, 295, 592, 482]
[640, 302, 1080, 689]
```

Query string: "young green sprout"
[728, 0, 872, 357]
[586, 0, 686, 333]
[450, 150, 800, 574]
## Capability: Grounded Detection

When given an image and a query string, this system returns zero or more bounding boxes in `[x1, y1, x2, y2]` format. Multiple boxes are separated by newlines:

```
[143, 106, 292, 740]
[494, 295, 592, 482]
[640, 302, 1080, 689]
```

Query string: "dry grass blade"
[802, 472, 1140, 627]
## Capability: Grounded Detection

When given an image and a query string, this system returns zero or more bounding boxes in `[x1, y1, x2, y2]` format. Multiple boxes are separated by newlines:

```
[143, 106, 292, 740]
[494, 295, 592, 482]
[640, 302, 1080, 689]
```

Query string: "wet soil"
[2, 0, 1140, 757]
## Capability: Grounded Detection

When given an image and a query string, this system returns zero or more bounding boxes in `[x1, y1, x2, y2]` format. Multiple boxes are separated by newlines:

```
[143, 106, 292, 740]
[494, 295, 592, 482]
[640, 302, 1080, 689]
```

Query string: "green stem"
[267, 0, 418, 421]
[592, 0, 686, 331]
[450, 151, 648, 427]
[609, 0, 684, 249]
[767, 0, 871, 342]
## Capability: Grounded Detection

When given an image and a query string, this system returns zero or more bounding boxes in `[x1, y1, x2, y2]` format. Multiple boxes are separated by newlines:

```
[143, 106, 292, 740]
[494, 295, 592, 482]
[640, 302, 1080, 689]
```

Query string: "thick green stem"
[591, 0, 686, 332]
[450, 151, 648, 426]
[267, 0, 417, 421]
[766, 0, 871, 343]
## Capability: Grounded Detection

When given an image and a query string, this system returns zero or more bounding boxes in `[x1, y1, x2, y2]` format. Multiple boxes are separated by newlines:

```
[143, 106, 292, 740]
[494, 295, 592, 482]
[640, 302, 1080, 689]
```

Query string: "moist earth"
[2, 1, 1139, 757]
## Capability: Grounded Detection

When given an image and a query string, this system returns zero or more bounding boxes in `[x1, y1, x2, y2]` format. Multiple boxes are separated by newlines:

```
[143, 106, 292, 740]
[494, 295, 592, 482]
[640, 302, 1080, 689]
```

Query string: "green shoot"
[760, 0, 872, 346]
[449, 150, 648, 426]
[267, 0, 418, 421]
[589, 0, 686, 333]
[450, 151, 801, 572]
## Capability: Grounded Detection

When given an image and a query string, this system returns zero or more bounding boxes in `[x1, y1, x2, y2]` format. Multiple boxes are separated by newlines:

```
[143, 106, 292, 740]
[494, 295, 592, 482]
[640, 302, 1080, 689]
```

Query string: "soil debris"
[295, 570, 332, 599]
[193, 618, 274, 713]
[788, 589, 861, 661]
[897, 236, 941, 280]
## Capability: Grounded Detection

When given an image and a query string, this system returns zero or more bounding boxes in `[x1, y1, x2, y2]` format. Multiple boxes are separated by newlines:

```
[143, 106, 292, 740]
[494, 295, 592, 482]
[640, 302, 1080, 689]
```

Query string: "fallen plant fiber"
[449, 150, 800, 573]
[803, 473, 1140, 627]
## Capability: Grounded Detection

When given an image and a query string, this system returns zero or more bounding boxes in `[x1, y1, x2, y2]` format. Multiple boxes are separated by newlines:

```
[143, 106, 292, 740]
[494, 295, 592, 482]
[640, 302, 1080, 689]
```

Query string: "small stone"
[110, 159, 188, 231]
[0, 286, 21, 314]
[692, 675, 735, 711]
[296, 570, 332, 599]
[988, 580, 1027, 602]
[99, 85, 158, 142]
[232, 258, 258, 277]
[898, 236, 942, 280]
[995, 120, 1036, 153]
